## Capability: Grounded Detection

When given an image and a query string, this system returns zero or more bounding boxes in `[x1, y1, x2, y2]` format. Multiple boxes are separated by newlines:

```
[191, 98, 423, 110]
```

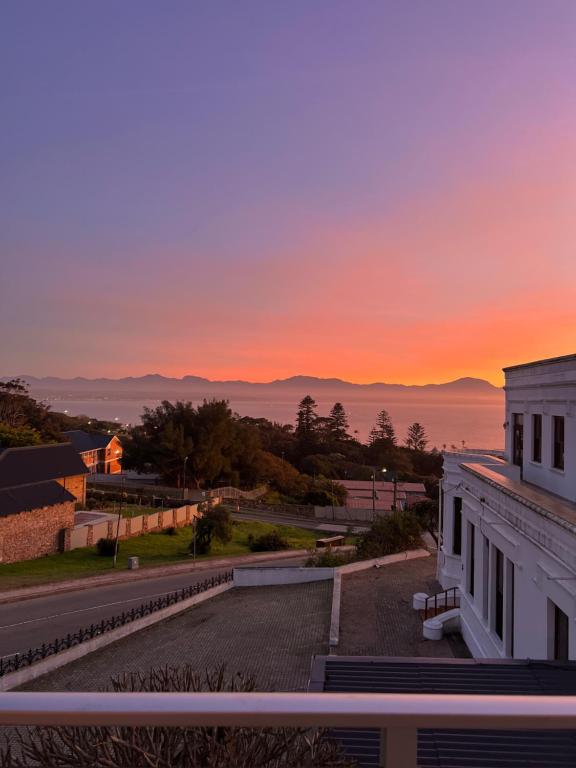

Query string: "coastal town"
[2, 2, 575, 766]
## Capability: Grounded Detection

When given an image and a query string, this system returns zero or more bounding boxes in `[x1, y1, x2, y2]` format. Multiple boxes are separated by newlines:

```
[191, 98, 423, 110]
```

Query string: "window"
[467, 523, 475, 597]
[453, 497, 462, 556]
[554, 604, 569, 661]
[494, 547, 504, 640]
[553, 416, 565, 470]
[532, 414, 542, 463]
[512, 413, 523, 467]
[506, 561, 515, 657]
[482, 535, 490, 620]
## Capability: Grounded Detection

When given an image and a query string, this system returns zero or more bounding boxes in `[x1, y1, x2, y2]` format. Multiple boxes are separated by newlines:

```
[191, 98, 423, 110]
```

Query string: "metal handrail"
[424, 586, 459, 620]
[2, 690, 576, 727]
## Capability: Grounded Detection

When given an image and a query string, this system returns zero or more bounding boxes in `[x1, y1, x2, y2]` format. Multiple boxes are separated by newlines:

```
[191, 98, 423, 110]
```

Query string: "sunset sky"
[1, 1, 575, 386]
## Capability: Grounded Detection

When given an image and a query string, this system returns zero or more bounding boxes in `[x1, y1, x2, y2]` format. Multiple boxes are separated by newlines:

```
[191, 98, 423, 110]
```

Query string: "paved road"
[231, 508, 368, 534]
[0, 555, 307, 659]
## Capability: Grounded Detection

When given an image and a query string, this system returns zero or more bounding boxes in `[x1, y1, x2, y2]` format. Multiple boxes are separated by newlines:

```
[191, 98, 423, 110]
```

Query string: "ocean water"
[47, 395, 505, 450]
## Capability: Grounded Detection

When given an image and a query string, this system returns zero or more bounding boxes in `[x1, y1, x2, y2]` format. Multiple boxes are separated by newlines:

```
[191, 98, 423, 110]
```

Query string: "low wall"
[68, 505, 200, 551]
[233, 566, 334, 587]
[329, 548, 431, 650]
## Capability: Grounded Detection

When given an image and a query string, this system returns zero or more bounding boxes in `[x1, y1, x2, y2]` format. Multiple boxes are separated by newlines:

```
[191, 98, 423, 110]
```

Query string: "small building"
[0, 443, 89, 563]
[62, 430, 122, 474]
[438, 352, 576, 660]
[339, 479, 427, 513]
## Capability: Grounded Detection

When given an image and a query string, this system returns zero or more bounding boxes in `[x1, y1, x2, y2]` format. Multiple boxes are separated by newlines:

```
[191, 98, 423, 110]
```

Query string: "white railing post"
[380, 727, 417, 767]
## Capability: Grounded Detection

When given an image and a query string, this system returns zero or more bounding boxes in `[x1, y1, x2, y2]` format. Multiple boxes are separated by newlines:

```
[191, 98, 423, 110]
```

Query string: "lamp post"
[382, 467, 398, 511]
[182, 455, 189, 501]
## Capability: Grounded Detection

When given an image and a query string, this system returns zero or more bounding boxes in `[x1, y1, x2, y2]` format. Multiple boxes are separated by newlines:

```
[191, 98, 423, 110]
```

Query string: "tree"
[295, 395, 318, 456]
[356, 510, 423, 560]
[328, 402, 349, 443]
[0, 422, 42, 447]
[190, 505, 233, 555]
[405, 422, 428, 451]
[368, 409, 396, 445]
[410, 499, 439, 545]
[125, 399, 261, 489]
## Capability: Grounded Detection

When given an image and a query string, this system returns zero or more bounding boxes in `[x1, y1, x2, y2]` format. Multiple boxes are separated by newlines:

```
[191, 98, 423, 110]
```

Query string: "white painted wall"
[233, 567, 334, 587]
[505, 355, 576, 502]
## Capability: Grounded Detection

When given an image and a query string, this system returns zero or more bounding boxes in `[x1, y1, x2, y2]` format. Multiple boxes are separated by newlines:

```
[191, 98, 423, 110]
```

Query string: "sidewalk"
[0, 548, 316, 605]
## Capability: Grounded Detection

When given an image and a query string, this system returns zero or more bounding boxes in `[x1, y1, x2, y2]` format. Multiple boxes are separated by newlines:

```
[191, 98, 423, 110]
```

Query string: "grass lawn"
[88, 504, 160, 518]
[0, 520, 319, 591]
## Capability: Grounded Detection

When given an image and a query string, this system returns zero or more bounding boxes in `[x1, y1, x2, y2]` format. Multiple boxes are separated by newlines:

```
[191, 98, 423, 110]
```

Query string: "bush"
[356, 511, 423, 560]
[163, 526, 177, 536]
[96, 538, 117, 557]
[306, 550, 354, 568]
[1, 665, 354, 767]
[248, 530, 289, 552]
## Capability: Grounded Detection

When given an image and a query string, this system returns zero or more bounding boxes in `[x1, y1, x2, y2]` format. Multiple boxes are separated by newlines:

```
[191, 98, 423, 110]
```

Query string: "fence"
[0, 571, 233, 678]
[69, 505, 201, 550]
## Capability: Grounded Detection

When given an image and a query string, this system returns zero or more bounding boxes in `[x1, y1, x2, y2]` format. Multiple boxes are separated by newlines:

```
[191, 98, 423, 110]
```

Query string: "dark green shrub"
[96, 538, 117, 557]
[248, 531, 288, 552]
[356, 510, 423, 560]
[164, 526, 177, 536]
[306, 550, 354, 568]
[190, 517, 215, 555]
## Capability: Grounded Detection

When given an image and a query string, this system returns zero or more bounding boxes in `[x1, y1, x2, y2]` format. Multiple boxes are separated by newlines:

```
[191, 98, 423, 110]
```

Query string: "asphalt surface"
[0, 554, 307, 659]
[231, 508, 367, 534]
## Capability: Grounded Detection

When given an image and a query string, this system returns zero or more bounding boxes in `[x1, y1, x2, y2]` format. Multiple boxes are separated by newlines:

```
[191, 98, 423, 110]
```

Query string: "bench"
[316, 535, 345, 550]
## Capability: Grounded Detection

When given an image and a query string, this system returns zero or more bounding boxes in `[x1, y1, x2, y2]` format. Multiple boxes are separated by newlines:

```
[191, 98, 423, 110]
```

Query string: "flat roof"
[503, 352, 576, 372]
[460, 462, 576, 534]
[311, 656, 576, 768]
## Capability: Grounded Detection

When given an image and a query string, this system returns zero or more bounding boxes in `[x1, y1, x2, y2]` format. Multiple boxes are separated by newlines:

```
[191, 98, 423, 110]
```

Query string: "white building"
[437, 353, 576, 660]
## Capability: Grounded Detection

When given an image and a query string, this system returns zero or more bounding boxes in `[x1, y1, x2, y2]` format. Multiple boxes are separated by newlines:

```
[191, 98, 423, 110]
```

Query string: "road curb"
[0, 549, 311, 605]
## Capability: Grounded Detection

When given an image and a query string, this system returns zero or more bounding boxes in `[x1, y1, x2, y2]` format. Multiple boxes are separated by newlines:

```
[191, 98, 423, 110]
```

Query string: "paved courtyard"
[21, 580, 332, 693]
[338, 554, 468, 658]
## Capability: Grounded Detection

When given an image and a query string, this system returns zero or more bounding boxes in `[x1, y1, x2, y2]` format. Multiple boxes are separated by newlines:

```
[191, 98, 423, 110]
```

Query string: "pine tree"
[328, 402, 349, 442]
[406, 422, 428, 451]
[295, 395, 319, 458]
[369, 409, 396, 445]
[295, 395, 318, 437]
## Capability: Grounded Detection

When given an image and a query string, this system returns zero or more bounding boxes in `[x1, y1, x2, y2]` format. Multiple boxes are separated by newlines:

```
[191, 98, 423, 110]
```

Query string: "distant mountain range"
[4, 374, 502, 399]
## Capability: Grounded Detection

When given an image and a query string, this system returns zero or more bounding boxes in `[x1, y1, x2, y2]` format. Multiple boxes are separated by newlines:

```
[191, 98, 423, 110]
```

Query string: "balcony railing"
[2, 691, 576, 768]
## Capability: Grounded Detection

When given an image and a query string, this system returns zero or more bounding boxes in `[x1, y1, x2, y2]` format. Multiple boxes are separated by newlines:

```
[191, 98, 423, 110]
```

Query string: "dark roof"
[0, 480, 76, 518]
[0, 443, 88, 489]
[311, 657, 576, 768]
[62, 430, 116, 452]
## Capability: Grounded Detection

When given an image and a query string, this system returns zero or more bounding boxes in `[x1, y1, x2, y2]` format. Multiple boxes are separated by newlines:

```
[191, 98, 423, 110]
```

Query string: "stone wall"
[70, 504, 202, 550]
[0, 501, 75, 564]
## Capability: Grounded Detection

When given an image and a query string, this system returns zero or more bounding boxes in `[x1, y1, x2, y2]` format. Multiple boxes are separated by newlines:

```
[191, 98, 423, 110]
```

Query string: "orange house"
[63, 430, 123, 474]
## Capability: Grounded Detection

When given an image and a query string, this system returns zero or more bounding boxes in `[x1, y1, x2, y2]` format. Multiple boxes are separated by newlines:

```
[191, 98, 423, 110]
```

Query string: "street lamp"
[183, 455, 190, 500]
[382, 467, 398, 511]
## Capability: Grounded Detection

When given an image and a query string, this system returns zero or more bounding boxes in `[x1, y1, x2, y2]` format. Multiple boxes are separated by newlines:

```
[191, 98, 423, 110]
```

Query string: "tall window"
[482, 535, 490, 620]
[553, 416, 565, 470]
[494, 547, 504, 640]
[512, 414, 523, 467]
[467, 523, 475, 597]
[554, 604, 569, 661]
[532, 414, 542, 463]
[453, 497, 462, 556]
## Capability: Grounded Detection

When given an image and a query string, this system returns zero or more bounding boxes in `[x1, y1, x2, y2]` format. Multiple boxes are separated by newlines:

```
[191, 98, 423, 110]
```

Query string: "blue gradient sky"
[2, 1, 575, 383]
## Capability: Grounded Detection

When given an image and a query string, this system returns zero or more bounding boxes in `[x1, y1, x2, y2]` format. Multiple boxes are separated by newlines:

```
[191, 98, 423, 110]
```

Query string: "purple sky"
[2, 1, 575, 384]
